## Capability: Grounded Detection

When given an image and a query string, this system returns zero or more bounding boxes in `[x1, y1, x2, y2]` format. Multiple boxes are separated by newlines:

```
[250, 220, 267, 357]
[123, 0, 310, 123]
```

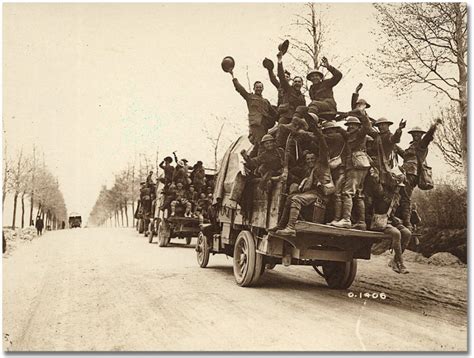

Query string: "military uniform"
[233, 78, 277, 145]
[275, 130, 333, 236]
[332, 113, 376, 229]
[307, 65, 342, 114]
[276, 61, 306, 148]
[396, 123, 438, 228]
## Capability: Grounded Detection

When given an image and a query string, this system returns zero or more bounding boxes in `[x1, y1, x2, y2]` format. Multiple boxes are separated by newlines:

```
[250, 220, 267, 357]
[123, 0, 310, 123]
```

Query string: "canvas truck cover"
[213, 135, 253, 206]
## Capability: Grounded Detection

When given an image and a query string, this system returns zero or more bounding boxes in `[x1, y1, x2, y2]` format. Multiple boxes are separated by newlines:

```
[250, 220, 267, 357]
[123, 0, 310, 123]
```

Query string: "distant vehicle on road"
[69, 213, 82, 228]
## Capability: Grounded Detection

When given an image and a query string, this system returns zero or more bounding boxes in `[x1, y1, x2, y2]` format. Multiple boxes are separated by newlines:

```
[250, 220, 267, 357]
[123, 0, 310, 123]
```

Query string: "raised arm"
[320, 57, 342, 88]
[324, 65, 342, 87]
[268, 68, 280, 89]
[277, 54, 290, 91]
[159, 161, 165, 170]
[172, 152, 178, 164]
[420, 119, 441, 149]
[232, 77, 250, 101]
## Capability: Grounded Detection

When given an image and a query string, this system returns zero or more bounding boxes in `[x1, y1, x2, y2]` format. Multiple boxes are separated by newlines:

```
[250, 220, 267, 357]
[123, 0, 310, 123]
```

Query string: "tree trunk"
[12, 192, 18, 229]
[120, 206, 124, 227]
[124, 202, 129, 227]
[454, 3, 468, 178]
[21, 193, 25, 228]
[131, 200, 135, 228]
[29, 193, 34, 226]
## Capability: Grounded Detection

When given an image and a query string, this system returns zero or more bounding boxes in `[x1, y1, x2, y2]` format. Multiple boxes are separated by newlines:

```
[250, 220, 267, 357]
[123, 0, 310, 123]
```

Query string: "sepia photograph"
[2, 2, 468, 352]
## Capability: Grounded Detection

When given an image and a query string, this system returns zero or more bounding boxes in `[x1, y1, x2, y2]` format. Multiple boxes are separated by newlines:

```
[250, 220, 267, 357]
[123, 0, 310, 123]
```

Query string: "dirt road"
[3, 228, 467, 351]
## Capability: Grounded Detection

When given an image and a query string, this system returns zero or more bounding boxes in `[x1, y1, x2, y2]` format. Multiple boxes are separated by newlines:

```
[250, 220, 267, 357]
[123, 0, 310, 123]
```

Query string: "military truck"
[68, 213, 82, 228]
[196, 136, 390, 288]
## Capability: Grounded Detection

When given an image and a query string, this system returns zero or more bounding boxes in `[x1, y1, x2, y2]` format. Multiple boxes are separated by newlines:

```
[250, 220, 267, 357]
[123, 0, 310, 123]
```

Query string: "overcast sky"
[3, 3, 455, 219]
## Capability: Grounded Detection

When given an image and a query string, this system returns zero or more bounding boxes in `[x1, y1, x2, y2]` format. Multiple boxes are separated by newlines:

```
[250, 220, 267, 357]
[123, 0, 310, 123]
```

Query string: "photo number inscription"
[347, 292, 387, 300]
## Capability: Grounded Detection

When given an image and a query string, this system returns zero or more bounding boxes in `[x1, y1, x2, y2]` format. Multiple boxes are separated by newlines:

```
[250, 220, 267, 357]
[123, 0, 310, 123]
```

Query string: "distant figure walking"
[35, 216, 44, 236]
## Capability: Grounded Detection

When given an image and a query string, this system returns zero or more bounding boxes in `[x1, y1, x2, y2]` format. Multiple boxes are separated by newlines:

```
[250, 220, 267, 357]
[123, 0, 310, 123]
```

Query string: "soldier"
[241, 134, 285, 192]
[140, 181, 152, 220]
[159, 156, 174, 185]
[274, 129, 334, 237]
[192, 161, 206, 194]
[276, 50, 306, 147]
[146, 171, 154, 186]
[374, 117, 406, 181]
[228, 71, 277, 146]
[170, 182, 192, 217]
[306, 56, 342, 115]
[172, 160, 188, 187]
[365, 167, 411, 274]
[395, 118, 442, 229]
[320, 121, 347, 225]
[263, 57, 291, 106]
[331, 113, 375, 230]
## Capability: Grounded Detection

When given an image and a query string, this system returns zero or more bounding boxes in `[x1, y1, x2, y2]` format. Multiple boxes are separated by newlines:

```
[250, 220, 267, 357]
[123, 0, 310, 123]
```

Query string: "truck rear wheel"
[233, 231, 262, 287]
[322, 259, 357, 289]
[186, 237, 192, 246]
[158, 221, 171, 247]
[196, 232, 210, 268]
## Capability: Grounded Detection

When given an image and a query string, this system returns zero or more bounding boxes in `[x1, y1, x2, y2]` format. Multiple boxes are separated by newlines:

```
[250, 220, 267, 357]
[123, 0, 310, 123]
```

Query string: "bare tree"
[205, 117, 226, 170]
[369, 3, 467, 174]
[9, 149, 32, 229]
[285, 3, 326, 72]
[2, 139, 11, 211]
[433, 105, 463, 172]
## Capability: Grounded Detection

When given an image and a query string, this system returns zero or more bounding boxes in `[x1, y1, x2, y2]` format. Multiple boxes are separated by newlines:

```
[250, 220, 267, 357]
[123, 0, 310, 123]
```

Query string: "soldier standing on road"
[275, 50, 306, 148]
[228, 71, 277, 147]
[35, 216, 44, 236]
[331, 113, 376, 230]
[306, 56, 342, 115]
[395, 118, 442, 229]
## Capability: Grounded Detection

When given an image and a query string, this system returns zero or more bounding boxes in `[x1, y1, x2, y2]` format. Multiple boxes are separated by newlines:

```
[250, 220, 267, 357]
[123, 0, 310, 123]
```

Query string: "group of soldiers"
[224, 41, 440, 274]
[157, 153, 214, 220]
[137, 153, 215, 224]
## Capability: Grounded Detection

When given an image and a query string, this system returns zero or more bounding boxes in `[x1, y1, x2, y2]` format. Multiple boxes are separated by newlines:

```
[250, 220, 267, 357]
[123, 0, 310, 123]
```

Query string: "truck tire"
[138, 219, 145, 234]
[233, 231, 262, 287]
[322, 259, 357, 289]
[158, 221, 171, 247]
[196, 232, 210, 268]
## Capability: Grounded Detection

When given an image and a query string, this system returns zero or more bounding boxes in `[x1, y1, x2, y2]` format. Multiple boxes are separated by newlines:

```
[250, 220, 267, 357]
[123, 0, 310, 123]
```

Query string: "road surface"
[3, 228, 467, 351]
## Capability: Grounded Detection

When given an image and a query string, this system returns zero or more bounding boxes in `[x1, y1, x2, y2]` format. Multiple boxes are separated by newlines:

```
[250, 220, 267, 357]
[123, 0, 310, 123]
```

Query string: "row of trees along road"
[285, 3, 467, 177]
[88, 161, 150, 228]
[3, 144, 67, 230]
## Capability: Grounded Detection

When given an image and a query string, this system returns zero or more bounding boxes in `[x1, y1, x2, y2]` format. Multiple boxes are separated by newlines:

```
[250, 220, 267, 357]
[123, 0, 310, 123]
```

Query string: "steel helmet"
[322, 121, 338, 130]
[375, 117, 393, 126]
[408, 126, 426, 134]
[344, 116, 361, 126]
[262, 57, 274, 71]
[306, 69, 324, 80]
[355, 98, 371, 109]
[260, 134, 275, 143]
[221, 56, 235, 73]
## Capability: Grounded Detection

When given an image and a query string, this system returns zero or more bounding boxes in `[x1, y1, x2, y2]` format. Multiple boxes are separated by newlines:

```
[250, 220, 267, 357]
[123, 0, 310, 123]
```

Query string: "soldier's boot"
[184, 203, 192, 217]
[276, 206, 299, 237]
[331, 196, 352, 228]
[328, 197, 342, 226]
[352, 198, 367, 230]
[269, 204, 291, 232]
[170, 202, 176, 217]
